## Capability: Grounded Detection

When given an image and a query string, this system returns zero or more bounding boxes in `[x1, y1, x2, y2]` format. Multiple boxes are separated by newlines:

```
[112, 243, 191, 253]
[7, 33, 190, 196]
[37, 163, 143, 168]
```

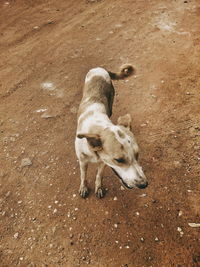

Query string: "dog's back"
[78, 65, 135, 118]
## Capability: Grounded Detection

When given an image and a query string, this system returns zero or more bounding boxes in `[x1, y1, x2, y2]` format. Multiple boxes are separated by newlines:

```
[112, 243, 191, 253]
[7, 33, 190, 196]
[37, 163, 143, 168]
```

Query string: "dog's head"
[77, 114, 148, 189]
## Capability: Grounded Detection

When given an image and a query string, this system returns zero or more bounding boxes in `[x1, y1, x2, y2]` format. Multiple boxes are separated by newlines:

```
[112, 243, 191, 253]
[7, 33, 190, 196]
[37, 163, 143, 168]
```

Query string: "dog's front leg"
[95, 162, 105, 198]
[79, 161, 89, 198]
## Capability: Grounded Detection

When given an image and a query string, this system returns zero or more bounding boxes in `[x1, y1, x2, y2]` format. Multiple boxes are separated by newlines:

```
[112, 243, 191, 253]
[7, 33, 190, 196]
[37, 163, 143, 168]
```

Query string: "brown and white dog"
[75, 65, 148, 198]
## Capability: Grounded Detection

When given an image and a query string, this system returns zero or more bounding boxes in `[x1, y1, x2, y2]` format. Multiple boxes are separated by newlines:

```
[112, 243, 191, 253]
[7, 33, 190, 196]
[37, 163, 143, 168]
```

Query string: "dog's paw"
[79, 186, 89, 198]
[95, 187, 105, 199]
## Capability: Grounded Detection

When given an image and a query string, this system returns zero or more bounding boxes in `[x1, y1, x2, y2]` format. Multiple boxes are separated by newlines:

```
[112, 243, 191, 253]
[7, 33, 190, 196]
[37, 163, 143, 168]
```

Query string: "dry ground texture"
[0, 0, 200, 266]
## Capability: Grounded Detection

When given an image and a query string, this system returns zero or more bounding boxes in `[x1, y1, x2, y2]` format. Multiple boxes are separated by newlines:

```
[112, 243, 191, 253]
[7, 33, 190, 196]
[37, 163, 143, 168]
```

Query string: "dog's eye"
[115, 158, 126, 164]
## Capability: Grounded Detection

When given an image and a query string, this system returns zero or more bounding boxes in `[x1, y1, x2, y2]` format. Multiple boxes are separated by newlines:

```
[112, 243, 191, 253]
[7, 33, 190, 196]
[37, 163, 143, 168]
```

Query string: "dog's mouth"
[111, 168, 134, 189]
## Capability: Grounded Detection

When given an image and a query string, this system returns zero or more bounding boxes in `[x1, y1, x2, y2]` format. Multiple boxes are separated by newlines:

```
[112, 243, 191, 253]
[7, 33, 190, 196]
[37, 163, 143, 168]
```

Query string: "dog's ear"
[117, 113, 132, 130]
[77, 133, 103, 151]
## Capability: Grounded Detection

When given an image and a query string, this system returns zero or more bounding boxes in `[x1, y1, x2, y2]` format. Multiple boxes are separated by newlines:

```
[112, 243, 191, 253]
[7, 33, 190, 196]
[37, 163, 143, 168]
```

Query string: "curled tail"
[108, 64, 135, 80]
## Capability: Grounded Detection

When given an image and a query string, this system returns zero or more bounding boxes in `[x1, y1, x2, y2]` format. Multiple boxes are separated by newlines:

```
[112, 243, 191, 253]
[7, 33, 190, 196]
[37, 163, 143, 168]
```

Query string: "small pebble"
[140, 193, 147, 197]
[173, 161, 181, 168]
[188, 223, 200, 228]
[14, 233, 19, 239]
[21, 158, 32, 167]
[178, 211, 183, 216]
[41, 113, 54, 119]
[35, 108, 47, 113]
[53, 209, 57, 214]
[70, 107, 77, 114]
[5, 191, 11, 197]
[113, 196, 118, 201]
[177, 227, 184, 236]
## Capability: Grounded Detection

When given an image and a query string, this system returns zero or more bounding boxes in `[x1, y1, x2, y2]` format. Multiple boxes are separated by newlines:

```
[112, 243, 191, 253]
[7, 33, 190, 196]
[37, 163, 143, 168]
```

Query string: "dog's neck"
[77, 103, 113, 133]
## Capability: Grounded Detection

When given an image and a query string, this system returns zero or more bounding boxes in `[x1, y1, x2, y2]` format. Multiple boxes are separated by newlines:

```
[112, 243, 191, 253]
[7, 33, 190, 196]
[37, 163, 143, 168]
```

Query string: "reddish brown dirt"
[0, 0, 200, 266]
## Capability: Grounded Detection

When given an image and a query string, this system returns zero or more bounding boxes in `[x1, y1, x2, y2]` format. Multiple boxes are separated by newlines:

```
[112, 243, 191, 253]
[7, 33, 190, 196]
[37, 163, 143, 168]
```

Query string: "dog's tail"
[108, 64, 135, 80]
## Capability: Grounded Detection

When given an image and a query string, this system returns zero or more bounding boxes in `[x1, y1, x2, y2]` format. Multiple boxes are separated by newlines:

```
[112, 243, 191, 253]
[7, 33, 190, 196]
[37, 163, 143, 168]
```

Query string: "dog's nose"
[136, 181, 148, 189]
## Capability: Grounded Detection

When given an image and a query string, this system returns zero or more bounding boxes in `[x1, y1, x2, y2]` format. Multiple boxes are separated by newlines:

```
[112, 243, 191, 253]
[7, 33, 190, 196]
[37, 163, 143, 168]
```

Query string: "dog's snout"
[136, 181, 148, 189]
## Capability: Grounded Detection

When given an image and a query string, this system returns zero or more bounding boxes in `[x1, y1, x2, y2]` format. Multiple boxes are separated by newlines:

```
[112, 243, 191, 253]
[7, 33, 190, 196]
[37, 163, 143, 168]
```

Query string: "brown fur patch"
[108, 64, 135, 80]
[78, 77, 114, 117]
[117, 130, 125, 139]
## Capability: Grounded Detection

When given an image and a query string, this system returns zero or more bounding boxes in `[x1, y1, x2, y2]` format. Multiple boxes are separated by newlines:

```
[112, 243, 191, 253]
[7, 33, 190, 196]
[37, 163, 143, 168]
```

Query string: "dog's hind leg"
[79, 161, 89, 198]
[95, 162, 106, 198]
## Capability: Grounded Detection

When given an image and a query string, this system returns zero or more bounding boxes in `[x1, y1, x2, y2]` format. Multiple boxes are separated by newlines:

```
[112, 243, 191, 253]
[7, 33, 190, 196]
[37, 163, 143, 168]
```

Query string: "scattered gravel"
[177, 227, 184, 236]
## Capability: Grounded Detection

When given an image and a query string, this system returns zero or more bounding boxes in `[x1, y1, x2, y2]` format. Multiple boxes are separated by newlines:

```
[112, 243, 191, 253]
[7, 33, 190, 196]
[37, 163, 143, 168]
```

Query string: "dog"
[75, 65, 148, 198]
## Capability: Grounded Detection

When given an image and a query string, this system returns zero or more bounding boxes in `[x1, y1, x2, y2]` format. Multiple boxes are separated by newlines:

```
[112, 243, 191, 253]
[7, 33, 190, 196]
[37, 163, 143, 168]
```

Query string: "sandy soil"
[0, 0, 200, 266]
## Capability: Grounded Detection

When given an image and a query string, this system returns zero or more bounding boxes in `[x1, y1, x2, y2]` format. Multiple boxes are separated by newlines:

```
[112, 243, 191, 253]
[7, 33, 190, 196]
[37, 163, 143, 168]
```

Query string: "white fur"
[75, 137, 100, 163]
[78, 104, 112, 132]
[108, 164, 144, 188]
[115, 165, 138, 186]
[85, 67, 111, 83]
[84, 103, 105, 113]
[78, 114, 110, 133]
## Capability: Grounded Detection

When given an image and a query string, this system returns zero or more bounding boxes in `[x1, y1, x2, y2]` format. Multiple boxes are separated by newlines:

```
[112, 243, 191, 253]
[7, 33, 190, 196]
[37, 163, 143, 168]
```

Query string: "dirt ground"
[0, 0, 200, 266]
